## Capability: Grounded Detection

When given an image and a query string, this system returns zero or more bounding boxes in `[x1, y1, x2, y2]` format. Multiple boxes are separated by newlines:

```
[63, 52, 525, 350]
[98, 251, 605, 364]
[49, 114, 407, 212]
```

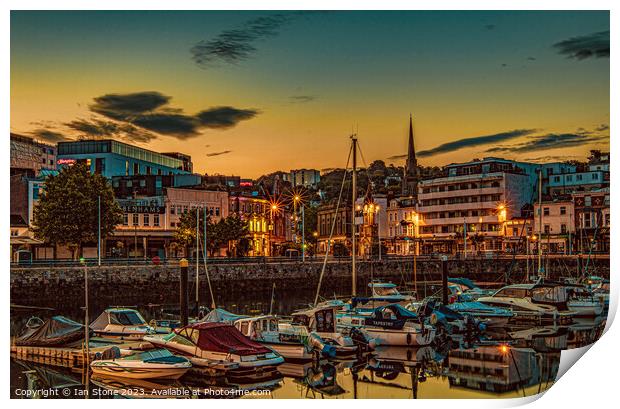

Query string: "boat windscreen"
[110, 311, 146, 326]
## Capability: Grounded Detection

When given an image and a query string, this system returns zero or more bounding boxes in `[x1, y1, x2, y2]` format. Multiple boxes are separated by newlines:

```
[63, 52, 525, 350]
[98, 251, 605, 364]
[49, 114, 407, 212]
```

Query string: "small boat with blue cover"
[90, 347, 192, 380]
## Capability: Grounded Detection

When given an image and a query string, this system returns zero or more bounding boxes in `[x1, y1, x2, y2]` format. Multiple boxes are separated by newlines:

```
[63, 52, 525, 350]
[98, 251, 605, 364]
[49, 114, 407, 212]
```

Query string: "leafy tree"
[174, 212, 249, 257]
[31, 162, 123, 259]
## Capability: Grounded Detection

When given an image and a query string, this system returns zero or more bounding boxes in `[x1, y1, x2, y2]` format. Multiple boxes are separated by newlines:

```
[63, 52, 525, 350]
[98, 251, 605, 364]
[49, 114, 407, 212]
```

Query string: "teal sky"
[11, 11, 610, 177]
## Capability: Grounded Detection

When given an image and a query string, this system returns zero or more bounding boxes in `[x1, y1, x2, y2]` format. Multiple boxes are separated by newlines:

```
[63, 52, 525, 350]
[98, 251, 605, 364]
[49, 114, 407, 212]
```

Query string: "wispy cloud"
[30, 129, 69, 143]
[487, 129, 608, 154]
[191, 13, 298, 67]
[289, 95, 317, 103]
[553, 31, 610, 60]
[416, 129, 538, 157]
[85, 91, 258, 139]
[65, 118, 157, 143]
[206, 150, 233, 157]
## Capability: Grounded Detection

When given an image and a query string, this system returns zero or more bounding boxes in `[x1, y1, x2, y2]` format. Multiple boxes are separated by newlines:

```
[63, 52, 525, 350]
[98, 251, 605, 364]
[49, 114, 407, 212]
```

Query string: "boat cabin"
[492, 284, 570, 309]
[365, 304, 421, 329]
[234, 316, 279, 340]
[369, 282, 407, 299]
[292, 306, 337, 333]
[91, 308, 150, 329]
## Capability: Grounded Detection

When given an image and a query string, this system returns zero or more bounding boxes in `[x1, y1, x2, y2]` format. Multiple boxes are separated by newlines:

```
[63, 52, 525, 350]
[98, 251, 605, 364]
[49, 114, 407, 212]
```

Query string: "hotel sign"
[117, 197, 166, 214]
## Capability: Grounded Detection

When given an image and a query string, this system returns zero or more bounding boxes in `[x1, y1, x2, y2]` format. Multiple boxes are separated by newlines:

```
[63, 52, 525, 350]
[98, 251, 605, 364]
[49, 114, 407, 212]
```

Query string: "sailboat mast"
[351, 135, 358, 297]
[537, 168, 544, 278]
[196, 207, 200, 309]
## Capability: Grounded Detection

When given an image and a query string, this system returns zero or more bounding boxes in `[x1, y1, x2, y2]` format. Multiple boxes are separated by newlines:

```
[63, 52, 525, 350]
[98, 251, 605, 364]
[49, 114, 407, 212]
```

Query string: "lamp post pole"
[302, 204, 305, 263]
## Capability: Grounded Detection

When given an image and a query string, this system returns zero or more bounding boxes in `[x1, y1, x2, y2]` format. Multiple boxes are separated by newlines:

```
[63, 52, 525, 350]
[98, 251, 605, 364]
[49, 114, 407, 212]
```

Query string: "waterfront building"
[10, 133, 57, 176]
[572, 188, 610, 253]
[316, 202, 352, 255]
[416, 158, 563, 255]
[533, 199, 575, 254]
[385, 197, 419, 255]
[355, 194, 388, 258]
[229, 193, 290, 256]
[283, 169, 321, 188]
[110, 186, 229, 259]
[57, 139, 191, 178]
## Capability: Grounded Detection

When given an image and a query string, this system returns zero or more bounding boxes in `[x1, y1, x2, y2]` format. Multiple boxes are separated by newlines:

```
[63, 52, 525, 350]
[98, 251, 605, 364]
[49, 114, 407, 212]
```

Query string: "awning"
[10, 236, 44, 245]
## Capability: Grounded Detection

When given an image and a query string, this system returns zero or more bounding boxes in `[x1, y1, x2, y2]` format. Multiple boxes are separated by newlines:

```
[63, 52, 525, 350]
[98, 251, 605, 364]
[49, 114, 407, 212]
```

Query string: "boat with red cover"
[145, 322, 284, 382]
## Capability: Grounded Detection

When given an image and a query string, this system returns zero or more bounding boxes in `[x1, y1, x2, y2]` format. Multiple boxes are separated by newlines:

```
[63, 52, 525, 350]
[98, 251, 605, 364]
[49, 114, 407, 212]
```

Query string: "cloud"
[553, 31, 610, 60]
[65, 118, 157, 143]
[486, 129, 608, 154]
[196, 106, 259, 129]
[85, 91, 259, 139]
[289, 95, 316, 103]
[484, 24, 496, 30]
[596, 124, 609, 132]
[90, 91, 170, 120]
[387, 154, 407, 161]
[527, 57, 536, 61]
[191, 12, 307, 67]
[206, 150, 233, 157]
[524, 155, 582, 163]
[416, 129, 538, 157]
[30, 129, 69, 143]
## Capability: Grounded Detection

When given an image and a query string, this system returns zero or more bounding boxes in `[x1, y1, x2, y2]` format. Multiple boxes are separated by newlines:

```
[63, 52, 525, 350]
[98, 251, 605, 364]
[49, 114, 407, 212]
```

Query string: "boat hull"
[262, 342, 313, 361]
[90, 362, 190, 380]
[363, 326, 435, 347]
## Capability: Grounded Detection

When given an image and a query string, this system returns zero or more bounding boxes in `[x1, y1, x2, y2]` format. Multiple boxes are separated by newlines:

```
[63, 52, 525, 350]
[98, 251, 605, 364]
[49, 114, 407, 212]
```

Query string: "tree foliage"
[31, 162, 123, 258]
[174, 210, 249, 257]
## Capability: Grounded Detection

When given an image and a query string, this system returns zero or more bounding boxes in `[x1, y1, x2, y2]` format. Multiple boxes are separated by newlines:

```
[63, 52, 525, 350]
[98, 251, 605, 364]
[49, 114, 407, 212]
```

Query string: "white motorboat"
[90, 308, 160, 340]
[477, 283, 576, 323]
[234, 315, 314, 361]
[144, 322, 283, 382]
[284, 304, 359, 359]
[443, 301, 514, 327]
[360, 304, 436, 347]
[90, 348, 191, 380]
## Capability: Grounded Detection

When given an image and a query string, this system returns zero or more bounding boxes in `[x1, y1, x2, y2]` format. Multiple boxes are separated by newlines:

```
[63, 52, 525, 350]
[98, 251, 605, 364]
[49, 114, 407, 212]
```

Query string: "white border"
[2, 2, 617, 408]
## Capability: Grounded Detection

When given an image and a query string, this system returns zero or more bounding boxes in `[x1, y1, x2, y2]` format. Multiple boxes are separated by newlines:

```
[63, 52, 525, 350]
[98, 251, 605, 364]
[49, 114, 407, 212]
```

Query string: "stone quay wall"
[10, 256, 609, 311]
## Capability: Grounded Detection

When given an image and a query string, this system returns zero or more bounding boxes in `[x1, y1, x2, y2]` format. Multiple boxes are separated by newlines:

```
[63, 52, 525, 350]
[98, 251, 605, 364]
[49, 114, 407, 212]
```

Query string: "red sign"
[240, 181, 253, 187]
[57, 158, 76, 165]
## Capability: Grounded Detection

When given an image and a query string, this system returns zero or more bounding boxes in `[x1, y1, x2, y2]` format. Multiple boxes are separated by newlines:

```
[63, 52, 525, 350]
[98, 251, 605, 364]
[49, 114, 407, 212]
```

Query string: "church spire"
[402, 114, 419, 199]
[406, 113, 417, 172]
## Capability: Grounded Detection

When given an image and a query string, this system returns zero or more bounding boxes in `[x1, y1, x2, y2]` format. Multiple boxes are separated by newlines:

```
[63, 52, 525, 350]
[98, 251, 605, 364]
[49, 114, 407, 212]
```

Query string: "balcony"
[418, 200, 504, 213]
[419, 186, 504, 201]
[420, 215, 500, 226]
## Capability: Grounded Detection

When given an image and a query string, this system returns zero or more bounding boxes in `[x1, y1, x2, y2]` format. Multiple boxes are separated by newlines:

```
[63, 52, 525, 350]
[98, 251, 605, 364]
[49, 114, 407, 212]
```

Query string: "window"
[544, 224, 550, 234]
[125, 161, 129, 176]
[132, 213, 139, 226]
[585, 196, 592, 206]
[215, 207, 220, 217]
[154, 213, 160, 226]
[126, 180, 132, 188]
[583, 213, 591, 228]
[143, 214, 150, 226]
[605, 213, 610, 227]
[133, 163, 139, 175]
[566, 175, 573, 182]
[553, 176, 560, 183]
[561, 224, 567, 234]
[123, 213, 128, 226]
[140, 180, 146, 187]
[543, 207, 549, 216]
[170, 206, 175, 215]
[577, 174, 583, 181]
[592, 173, 599, 180]
[560, 206, 566, 215]
[146, 166, 152, 175]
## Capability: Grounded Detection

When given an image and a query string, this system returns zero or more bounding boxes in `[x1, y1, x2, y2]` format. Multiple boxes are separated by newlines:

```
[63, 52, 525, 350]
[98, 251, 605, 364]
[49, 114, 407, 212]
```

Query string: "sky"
[10, 11, 610, 177]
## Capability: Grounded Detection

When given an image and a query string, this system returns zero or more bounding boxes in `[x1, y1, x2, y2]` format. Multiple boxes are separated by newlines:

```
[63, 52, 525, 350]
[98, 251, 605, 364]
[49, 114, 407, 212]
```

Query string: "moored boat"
[234, 315, 314, 361]
[477, 283, 576, 324]
[90, 308, 160, 340]
[359, 304, 436, 347]
[90, 347, 191, 380]
[144, 322, 283, 382]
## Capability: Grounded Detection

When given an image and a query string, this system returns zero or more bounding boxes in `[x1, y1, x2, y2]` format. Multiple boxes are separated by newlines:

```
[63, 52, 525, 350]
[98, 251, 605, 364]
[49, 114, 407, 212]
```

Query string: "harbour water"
[10, 289, 607, 399]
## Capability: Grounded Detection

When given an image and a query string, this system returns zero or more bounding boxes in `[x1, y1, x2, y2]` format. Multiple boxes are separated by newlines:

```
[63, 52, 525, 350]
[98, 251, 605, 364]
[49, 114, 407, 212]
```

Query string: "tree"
[174, 212, 249, 257]
[31, 162, 123, 260]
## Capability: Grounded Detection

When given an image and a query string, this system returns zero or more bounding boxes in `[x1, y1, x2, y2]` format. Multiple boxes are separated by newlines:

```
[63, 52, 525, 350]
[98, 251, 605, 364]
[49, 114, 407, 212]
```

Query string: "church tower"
[402, 114, 419, 200]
